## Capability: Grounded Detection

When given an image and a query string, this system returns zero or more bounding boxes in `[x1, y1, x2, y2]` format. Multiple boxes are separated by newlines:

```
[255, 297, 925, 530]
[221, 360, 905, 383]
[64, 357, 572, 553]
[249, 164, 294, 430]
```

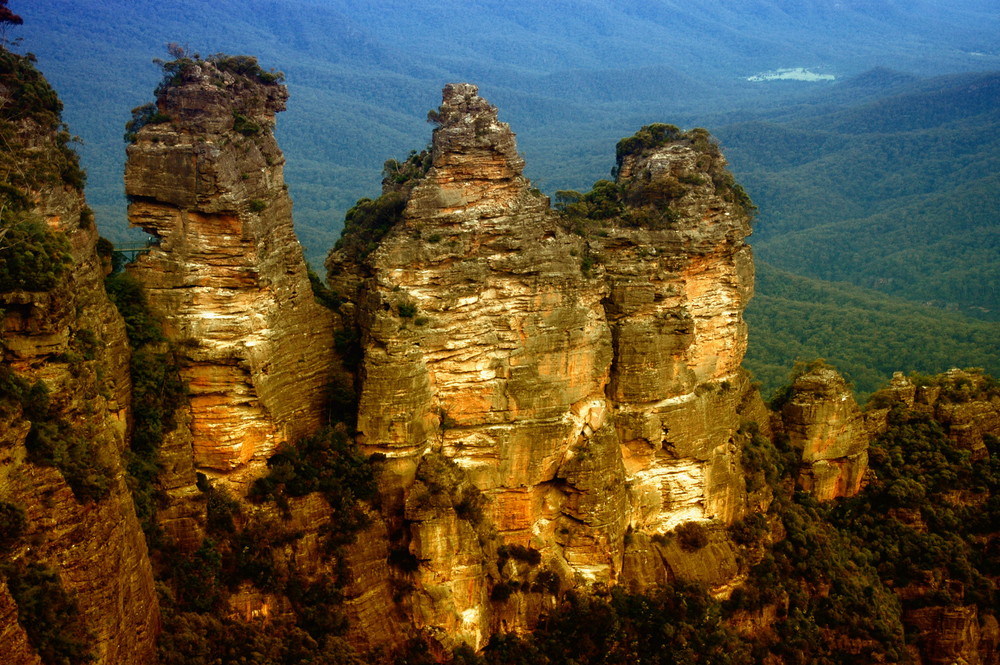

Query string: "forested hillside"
[13, 0, 1000, 400]
[719, 71, 1000, 321]
[745, 262, 1000, 398]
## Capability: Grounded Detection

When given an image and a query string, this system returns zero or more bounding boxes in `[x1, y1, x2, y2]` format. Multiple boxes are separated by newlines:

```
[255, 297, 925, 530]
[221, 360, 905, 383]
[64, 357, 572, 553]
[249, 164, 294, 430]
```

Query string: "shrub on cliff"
[105, 271, 184, 538]
[1, 561, 94, 665]
[249, 426, 376, 545]
[0, 47, 85, 192]
[0, 500, 26, 554]
[0, 217, 71, 291]
[0, 365, 114, 503]
[332, 148, 430, 260]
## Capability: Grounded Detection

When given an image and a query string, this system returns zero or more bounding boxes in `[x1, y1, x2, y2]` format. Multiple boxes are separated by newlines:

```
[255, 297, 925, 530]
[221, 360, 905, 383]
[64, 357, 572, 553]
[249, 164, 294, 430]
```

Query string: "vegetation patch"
[105, 271, 185, 538]
[1, 561, 95, 665]
[333, 148, 431, 260]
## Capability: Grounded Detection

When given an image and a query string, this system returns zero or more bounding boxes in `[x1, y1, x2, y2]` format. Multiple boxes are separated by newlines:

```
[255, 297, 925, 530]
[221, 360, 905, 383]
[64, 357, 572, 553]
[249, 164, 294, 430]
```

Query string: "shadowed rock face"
[329, 85, 764, 647]
[125, 58, 335, 477]
[0, 50, 158, 664]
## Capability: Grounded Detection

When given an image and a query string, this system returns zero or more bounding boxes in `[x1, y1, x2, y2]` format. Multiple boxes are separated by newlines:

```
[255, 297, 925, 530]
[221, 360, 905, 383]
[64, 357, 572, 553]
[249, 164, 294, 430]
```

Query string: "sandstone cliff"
[0, 48, 158, 664]
[327, 85, 766, 649]
[124, 56, 336, 484]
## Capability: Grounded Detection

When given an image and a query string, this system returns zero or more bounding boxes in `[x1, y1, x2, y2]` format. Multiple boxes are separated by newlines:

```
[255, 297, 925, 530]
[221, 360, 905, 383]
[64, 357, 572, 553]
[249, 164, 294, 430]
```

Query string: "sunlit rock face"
[125, 58, 335, 476]
[601, 130, 758, 535]
[780, 366, 869, 500]
[329, 85, 764, 647]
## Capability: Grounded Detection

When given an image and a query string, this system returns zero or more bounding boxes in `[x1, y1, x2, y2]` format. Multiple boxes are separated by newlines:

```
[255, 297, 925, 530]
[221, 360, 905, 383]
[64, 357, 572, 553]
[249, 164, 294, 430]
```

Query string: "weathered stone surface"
[126, 59, 335, 474]
[780, 366, 869, 500]
[906, 604, 992, 665]
[328, 86, 762, 647]
[0, 64, 159, 662]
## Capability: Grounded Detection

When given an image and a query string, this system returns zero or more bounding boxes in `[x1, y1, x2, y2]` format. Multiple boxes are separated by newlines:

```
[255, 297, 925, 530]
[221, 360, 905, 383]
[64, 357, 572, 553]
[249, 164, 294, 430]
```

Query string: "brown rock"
[0, 49, 159, 662]
[780, 365, 869, 500]
[125, 58, 336, 474]
[906, 604, 991, 665]
[328, 87, 763, 646]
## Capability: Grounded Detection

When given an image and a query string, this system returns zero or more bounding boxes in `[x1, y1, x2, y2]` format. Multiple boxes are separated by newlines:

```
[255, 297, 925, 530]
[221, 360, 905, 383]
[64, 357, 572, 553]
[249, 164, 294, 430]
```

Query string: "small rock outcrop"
[778, 364, 869, 500]
[125, 56, 336, 480]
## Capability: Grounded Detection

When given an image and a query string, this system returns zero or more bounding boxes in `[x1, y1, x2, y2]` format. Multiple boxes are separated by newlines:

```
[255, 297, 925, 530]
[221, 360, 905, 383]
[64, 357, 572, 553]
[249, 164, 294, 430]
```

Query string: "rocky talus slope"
[0, 49, 158, 664]
[124, 57, 335, 481]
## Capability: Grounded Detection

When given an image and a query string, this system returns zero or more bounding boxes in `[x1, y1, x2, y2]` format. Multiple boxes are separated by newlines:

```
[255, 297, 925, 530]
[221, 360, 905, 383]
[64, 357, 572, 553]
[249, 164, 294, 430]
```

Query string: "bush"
[675, 521, 710, 552]
[249, 427, 376, 547]
[2, 561, 94, 664]
[0, 501, 26, 554]
[0, 217, 71, 291]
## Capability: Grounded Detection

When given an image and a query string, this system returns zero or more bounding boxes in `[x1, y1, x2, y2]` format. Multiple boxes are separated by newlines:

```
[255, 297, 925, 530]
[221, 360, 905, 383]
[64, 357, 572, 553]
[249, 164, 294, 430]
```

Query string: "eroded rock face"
[125, 58, 335, 477]
[780, 366, 869, 500]
[329, 86, 762, 647]
[599, 129, 757, 533]
[0, 49, 158, 663]
[905, 604, 996, 665]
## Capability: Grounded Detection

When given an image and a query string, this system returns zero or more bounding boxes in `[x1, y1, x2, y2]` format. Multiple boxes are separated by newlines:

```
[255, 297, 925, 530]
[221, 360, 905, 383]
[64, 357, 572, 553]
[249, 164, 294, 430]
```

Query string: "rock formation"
[124, 56, 336, 483]
[778, 363, 869, 500]
[328, 85, 765, 647]
[0, 48, 158, 664]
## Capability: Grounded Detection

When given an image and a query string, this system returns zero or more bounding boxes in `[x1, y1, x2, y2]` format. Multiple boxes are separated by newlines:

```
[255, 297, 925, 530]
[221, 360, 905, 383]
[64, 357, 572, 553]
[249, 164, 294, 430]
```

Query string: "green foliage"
[739, 421, 794, 493]
[397, 301, 417, 318]
[0, 364, 114, 503]
[745, 261, 1000, 399]
[248, 198, 267, 212]
[105, 271, 184, 538]
[0, 217, 71, 292]
[412, 452, 487, 527]
[382, 148, 431, 186]
[728, 493, 908, 664]
[27, 415, 113, 503]
[332, 148, 431, 260]
[615, 123, 684, 165]
[0, 47, 85, 193]
[210, 54, 284, 85]
[475, 584, 750, 665]
[498, 544, 542, 566]
[675, 521, 710, 552]
[171, 539, 224, 613]
[157, 606, 365, 665]
[1, 561, 94, 665]
[308, 267, 342, 309]
[249, 427, 376, 546]
[233, 111, 261, 137]
[123, 102, 170, 142]
[334, 192, 407, 258]
[104, 272, 165, 346]
[826, 405, 999, 606]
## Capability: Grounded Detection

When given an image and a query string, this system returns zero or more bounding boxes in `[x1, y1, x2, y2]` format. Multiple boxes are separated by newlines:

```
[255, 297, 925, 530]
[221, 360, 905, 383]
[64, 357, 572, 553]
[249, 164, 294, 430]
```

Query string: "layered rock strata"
[125, 58, 336, 478]
[328, 85, 762, 647]
[779, 365, 869, 500]
[598, 127, 757, 533]
[0, 49, 158, 663]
